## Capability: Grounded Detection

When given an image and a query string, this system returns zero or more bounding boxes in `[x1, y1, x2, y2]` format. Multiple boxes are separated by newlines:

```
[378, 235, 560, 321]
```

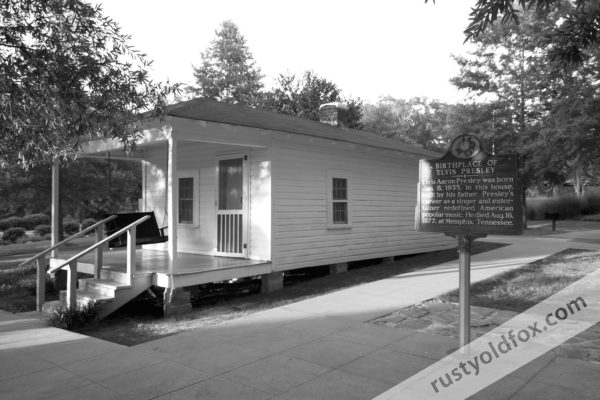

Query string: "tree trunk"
[573, 169, 585, 197]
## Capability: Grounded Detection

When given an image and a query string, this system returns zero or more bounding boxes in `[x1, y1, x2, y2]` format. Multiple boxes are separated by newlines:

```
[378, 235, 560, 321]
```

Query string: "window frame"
[327, 169, 352, 229]
[177, 170, 199, 227]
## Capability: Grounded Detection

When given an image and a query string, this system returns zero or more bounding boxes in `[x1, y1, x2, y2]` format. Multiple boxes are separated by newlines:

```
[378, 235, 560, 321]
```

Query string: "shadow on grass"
[438, 248, 600, 313]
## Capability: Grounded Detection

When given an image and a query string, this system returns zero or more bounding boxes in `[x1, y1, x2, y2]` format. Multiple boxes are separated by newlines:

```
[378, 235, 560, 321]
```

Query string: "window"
[332, 178, 348, 224]
[178, 177, 194, 224]
[327, 170, 352, 228]
[177, 170, 199, 226]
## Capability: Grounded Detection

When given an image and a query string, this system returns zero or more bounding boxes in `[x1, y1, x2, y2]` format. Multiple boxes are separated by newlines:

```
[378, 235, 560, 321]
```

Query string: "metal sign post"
[417, 134, 523, 347]
[449, 233, 485, 346]
[459, 236, 470, 346]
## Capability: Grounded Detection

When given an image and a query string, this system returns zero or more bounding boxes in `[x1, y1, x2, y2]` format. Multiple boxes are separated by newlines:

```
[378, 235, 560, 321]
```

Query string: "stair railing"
[18, 215, 117, 311]
[40, 214, 150, 311]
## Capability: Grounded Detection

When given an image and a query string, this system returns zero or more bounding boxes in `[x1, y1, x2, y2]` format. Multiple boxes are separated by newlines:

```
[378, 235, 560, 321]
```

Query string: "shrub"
[23, 214, 50, 230]
[2, 227, 27, 243]
[26, 235, 46, 242]
[0, 216, 25, 231]
[34, 224, 52, 236]
[48, 300, 98, 330]
[63, 220, 80, 235]
[526, 195, 581, 220]
[581, 192, 600, 215]
[80, 218, 97, 231]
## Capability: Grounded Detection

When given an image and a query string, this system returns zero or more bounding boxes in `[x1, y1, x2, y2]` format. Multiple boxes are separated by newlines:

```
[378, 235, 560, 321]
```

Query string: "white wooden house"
[36, 98, 454, 317]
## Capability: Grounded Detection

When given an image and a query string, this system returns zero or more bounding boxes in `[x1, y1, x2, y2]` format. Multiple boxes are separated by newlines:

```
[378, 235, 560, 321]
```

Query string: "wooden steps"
[42, 271, 152, 320]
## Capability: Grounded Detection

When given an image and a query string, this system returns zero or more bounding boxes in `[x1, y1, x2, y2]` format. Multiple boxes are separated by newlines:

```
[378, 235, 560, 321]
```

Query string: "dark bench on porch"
[105, 212, 168, 248]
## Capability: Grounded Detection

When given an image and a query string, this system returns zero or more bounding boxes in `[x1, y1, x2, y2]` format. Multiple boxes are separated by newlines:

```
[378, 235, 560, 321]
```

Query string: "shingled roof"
[167, 98, 438, 158]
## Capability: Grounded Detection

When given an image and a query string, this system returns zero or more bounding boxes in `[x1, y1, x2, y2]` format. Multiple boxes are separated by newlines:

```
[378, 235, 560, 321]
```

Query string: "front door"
[216, 156, 247, 257]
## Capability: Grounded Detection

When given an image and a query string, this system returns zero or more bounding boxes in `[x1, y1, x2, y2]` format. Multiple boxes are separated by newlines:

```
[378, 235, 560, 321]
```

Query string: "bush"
[581, 192, 600, 215]
[48, 300, 98, 330]
[526, 194, 587, 220]
[2, 227, 27, 243]
[26, 235, 46, 242]
[34, 224, 52, 236]
[22, 214, 50, 230]
[80, 218, 97, 231]
[0, 216, 24, 231]
[63, 220, 80, 235]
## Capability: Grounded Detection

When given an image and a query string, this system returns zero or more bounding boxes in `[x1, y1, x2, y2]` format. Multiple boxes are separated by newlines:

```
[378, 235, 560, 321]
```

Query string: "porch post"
[167, 137, 178, 274]
[51, 160, 60, 257]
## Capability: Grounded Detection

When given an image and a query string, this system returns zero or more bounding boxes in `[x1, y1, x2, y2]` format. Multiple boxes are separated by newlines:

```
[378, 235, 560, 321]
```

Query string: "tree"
[361, 97, 451, 151]
[451, 2, 600, 195]
[430, 0, 600, 66]
[189, 20, 264, 105]
[0, 159, 141, 220]
[0, 0, 177, 170]
[261, 71, 363, 129]
[451, 9, 558, 153]
[530, 50, 600, 195]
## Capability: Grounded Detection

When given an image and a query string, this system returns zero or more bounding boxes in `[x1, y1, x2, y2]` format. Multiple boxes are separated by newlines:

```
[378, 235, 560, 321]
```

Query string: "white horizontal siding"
[271, 136, 453, 271]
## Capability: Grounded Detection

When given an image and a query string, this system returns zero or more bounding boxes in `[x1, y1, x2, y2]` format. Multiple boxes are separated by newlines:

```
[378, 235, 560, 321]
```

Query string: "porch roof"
[167, 98, 439, 158]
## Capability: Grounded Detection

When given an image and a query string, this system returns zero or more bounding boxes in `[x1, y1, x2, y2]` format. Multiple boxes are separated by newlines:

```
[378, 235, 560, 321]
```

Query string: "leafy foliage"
[63, 220, 79, 235]
[189, 20, 263, 105]
[0, 158, 141, 220]
[48, 300, 98, 330]
[34, 224, 51, 236]
[261, 71, 363, 129]
[451, 3, 600, 194]
[428, 0, 600, 66]
[0, 0, 178, 170]
[362, 97, 451, 151]
[22, 214, 50, 230]
[2, 227, 26, 243]
[0, 216, 24, 231]
[80, 218, 97, 231]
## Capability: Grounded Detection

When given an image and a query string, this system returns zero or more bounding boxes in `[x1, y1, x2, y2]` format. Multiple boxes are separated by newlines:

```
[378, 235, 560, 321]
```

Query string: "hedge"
[526, 192, 600, 220]
[0, 216, 24, 231]
[2, 227, 26, 243]
[80, 218, 97, 231]
[34, 224, 52, 236]
[63, 221, 80, 235]
[23, 214, 50, 230]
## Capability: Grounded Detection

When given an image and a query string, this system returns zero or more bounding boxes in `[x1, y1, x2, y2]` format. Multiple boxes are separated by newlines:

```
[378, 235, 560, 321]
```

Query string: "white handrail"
[49, 215, 150, 274]
[18, 215, 117, 268]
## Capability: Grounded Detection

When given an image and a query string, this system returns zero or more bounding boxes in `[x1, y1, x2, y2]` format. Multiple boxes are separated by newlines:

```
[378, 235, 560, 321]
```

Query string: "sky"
[94, 0, 476, 104]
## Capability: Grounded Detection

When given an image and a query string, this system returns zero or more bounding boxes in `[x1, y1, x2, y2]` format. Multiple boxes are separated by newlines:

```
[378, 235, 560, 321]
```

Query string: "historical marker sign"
[416, 134, 523, 348]
[416, 134, 523, 236]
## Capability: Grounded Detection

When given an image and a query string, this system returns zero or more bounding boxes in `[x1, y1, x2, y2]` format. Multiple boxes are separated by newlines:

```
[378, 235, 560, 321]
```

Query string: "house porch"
[49, 248, 272, 289]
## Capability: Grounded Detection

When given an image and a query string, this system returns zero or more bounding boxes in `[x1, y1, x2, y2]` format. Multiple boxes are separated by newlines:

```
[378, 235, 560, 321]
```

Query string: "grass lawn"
[0, 266, 59, 312]
[438, 248, 600, 313]
[0, 235, 95, 312]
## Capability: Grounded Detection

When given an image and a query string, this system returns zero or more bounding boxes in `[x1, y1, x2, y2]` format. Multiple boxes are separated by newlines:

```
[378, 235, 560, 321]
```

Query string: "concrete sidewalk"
[1, 233, 600, 399]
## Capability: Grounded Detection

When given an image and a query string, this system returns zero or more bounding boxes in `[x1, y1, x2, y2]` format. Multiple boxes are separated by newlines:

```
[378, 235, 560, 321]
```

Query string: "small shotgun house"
[39, 98, 454, 317]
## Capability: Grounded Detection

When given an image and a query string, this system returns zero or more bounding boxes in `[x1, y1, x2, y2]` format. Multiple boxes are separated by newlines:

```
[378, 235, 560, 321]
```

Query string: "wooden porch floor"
[54, 248, 272, 288]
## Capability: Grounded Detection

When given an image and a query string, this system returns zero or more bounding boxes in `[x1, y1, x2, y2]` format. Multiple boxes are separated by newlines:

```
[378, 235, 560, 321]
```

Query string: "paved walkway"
[1, 232, 600, 399]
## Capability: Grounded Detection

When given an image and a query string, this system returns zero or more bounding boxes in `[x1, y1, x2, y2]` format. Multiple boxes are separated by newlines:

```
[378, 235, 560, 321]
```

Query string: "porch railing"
[43, 214, 150, 311]
[18, 215, 117, 311]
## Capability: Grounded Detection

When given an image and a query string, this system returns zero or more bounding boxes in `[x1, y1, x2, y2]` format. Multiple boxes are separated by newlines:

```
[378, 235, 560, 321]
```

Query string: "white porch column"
[51, 160, 60, 257]
[167, 137, 178, 274]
